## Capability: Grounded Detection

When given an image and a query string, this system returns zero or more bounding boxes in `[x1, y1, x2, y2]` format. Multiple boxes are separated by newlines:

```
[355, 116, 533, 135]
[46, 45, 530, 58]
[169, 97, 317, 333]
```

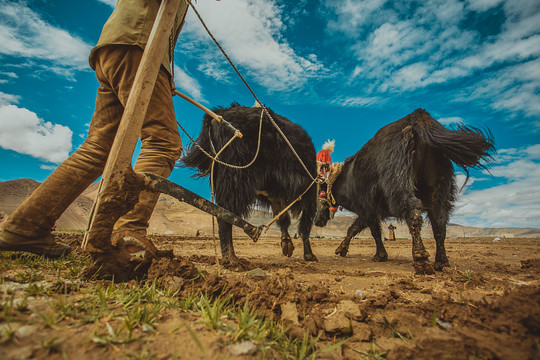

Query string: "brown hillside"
[0, 179, 93, 231]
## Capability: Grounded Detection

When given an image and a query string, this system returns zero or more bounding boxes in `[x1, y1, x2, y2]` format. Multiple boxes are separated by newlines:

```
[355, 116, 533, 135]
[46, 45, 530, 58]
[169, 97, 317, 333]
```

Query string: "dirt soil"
[2, 233, 540, 359]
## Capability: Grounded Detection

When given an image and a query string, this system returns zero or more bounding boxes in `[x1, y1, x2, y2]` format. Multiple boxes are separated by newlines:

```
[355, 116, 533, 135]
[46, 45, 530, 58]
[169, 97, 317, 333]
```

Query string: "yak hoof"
[372, 253, 388, 262]
[335, 245, 349, 257]
[304, 253, 318, 262]
[434, 260, 450, 271]
[413, 260, 435, 275]
[281, 240, 295, 257]
[413, 250, 430, 261]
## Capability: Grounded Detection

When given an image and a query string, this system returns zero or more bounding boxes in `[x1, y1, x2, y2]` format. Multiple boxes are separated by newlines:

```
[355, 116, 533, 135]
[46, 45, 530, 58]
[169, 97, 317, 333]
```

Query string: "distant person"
[0, 0, 189, 258]
[388, 224, 396, 241]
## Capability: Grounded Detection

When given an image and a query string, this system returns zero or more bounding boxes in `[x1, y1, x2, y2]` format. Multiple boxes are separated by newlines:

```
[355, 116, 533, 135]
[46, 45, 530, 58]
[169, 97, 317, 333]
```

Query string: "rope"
[262, 178, 318, 230]
[176, 107, 264, 169]
[186, 0, 316, 182]
[326, 162, 343, 206]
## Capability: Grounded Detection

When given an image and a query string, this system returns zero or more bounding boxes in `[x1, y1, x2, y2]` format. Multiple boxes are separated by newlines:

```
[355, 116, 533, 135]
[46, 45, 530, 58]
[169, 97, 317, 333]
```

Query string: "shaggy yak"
[183, 103, 318, 268]
[314, 109, 495, 274]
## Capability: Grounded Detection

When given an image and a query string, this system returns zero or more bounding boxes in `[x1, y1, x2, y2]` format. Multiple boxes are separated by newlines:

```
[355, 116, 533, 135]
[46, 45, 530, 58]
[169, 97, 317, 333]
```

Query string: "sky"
[0, 0, 539, 228]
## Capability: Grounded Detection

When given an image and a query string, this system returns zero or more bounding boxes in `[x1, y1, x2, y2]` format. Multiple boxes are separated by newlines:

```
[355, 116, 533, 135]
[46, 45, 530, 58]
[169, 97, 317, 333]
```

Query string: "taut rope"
[185, 0, 317, 183]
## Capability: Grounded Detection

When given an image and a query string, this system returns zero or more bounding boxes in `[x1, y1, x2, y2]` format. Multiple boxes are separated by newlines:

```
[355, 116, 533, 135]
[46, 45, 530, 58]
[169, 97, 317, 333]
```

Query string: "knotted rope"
[324, 162, 343, 206]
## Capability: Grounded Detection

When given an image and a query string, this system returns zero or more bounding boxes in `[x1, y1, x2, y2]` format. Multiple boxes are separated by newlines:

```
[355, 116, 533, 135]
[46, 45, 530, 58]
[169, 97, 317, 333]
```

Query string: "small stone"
[228, 341, 257, 356]
[246, 268, 266, 277]
[354, 289, 365, 299]
[436, 318, 452, 330]
[323, 312, 352, 335]
[15, 325, 39, 339]
[338, 300, 364, 321]
[166, 276, 184, 292]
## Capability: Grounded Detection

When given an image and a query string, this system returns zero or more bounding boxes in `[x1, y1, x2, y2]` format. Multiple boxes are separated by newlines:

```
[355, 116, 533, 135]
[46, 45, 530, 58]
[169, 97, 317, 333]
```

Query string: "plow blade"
[139, 172, 263, 242]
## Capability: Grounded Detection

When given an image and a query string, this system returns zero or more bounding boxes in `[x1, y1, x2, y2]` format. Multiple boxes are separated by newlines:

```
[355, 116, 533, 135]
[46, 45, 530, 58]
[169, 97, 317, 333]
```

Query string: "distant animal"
[314, 109, 494, 274]
[183, 103, 318, 268]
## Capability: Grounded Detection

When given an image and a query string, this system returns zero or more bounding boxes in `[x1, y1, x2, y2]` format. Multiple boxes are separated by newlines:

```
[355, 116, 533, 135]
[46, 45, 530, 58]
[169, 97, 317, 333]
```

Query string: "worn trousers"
[2, 45, 182, 238]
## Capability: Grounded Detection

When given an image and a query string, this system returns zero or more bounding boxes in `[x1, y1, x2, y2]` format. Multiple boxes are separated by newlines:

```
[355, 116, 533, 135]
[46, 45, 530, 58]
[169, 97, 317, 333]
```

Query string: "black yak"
[314, 109, 494, 274]
[183, 103, 318, 268]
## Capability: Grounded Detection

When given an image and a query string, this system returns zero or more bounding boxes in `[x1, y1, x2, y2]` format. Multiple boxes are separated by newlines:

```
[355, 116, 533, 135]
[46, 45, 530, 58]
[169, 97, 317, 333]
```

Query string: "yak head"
[314, 200, 333, 227]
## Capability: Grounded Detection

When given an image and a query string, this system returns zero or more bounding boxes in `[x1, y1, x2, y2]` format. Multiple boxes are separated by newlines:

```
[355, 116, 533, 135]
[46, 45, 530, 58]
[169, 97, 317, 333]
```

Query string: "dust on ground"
[1, 233, 539, 359]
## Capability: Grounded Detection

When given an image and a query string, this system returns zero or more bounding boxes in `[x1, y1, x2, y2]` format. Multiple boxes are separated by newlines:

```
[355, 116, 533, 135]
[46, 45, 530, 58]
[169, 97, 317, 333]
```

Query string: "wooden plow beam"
[139, 172, 263, 242]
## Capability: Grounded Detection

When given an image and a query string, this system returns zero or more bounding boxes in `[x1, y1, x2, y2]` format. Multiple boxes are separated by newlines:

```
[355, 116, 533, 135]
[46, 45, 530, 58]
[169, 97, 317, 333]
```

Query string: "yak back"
[335, 108, 494, 219]
[182, 103, 317, 216]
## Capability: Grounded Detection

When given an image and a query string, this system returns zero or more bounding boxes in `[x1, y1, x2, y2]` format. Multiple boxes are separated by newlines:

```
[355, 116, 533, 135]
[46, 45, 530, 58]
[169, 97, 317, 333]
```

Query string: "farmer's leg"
[113, 55, 182, 235]
[1, 47, 127, 240]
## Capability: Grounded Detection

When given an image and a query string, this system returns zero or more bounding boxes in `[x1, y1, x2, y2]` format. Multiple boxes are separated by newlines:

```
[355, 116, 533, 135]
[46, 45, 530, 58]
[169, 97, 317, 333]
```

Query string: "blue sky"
[0, 0, 539, 228]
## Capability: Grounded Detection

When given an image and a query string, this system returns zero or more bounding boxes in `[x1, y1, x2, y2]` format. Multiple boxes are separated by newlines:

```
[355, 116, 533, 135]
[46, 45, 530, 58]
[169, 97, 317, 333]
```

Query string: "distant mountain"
[0, 179, 93, 231]
[1, 179, 539, 238]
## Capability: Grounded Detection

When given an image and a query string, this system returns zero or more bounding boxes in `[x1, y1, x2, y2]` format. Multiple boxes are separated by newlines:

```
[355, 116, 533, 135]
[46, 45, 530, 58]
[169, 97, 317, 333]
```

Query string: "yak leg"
[335, 217, 365, 257]
[217, 219, 248, 270]
[217, 219, 236, 265]
[278, 213, 294, 258]
[298, 204, 317, 262]
[270, 201, 295, 258]
[369, 223, 388, 262]
[406, 208, 434, 274]
[428, 209, 450, 271]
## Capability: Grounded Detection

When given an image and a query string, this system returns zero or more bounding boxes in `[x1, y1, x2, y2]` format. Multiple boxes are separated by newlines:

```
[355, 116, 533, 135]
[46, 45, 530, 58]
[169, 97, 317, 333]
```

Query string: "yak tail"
[413, 111, 495, 185]
[181, 116, 214, 177]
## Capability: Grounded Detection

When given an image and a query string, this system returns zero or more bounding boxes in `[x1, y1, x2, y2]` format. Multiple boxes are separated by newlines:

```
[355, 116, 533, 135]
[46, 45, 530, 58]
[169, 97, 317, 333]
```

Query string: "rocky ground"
[1, 233, 539, 359]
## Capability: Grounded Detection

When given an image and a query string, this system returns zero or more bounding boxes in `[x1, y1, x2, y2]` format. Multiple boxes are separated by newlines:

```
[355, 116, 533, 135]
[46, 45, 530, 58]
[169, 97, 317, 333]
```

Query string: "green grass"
[381, 316, 413, 341]
[353, 342, 387, 359]
[0, 248, 340, 359]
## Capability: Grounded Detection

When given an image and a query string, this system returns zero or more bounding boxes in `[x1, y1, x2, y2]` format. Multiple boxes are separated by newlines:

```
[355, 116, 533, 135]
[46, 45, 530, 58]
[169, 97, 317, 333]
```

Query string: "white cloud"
[437, 116, 465, 125]
[173, 64, 205, 101]
[0, 104, 72, 164]
[460, 58, 540, 118]
[0, 1, 92, 73]
[323, 0, 540, 125]
[361, 21, 430, 68]
[331, 96, 384, 107]
[179, 0, 327, 92]
[0, 71, 18, 79]
[325, 0, 389, 36]
[466, 0, 504, 12]
[0, 91, 20, 106]
[97, 0, 117, 7]
[39, 164, 57, 171]
[452, 144, 540, 227]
